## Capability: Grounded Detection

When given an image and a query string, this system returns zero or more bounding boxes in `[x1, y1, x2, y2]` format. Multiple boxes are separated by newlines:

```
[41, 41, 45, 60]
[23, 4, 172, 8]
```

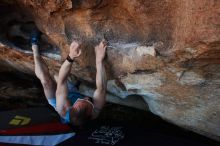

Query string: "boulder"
[0, 0, 219, 141]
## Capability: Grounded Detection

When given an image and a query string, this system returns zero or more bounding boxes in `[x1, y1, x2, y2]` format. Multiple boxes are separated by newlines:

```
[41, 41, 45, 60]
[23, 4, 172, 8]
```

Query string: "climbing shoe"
[30, 27, 42, 45]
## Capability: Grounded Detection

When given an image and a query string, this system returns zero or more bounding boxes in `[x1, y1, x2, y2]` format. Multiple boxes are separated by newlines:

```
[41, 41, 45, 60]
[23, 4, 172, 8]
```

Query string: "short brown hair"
[70, 106, 92, 126]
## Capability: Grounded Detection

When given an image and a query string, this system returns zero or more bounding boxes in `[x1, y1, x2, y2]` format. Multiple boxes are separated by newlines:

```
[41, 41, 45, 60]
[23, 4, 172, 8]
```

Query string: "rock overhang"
[0, 0, 220, 142]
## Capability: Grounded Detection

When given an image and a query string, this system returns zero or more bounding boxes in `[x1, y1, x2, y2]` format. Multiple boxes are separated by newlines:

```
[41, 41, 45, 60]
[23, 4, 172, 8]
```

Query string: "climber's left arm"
[56, 41, 81, 116]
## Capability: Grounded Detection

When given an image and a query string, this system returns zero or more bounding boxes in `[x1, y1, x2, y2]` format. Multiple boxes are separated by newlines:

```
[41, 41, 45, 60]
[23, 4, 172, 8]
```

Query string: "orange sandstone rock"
[0, 0, 219, 141]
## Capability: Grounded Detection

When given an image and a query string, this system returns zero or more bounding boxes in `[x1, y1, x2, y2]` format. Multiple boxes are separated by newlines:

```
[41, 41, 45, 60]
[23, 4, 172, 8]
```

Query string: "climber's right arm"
[92, 40, 107, 119]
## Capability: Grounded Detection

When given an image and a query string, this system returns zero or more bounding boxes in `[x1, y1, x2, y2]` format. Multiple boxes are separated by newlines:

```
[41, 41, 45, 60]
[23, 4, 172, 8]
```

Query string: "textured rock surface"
[0, 0, 220, 141]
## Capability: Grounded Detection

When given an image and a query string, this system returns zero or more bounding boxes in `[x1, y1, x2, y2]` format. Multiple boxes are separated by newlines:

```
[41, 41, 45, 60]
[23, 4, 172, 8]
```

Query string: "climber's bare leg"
[32, 44, 56, 99]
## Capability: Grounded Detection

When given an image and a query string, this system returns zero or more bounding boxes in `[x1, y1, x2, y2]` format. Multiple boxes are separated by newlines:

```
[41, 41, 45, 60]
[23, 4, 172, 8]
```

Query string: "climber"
[31, 30, 107, 126]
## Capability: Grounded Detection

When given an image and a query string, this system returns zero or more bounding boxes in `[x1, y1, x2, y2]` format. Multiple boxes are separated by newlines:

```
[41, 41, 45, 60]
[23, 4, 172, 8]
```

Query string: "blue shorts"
[47, 81, 84, 124]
